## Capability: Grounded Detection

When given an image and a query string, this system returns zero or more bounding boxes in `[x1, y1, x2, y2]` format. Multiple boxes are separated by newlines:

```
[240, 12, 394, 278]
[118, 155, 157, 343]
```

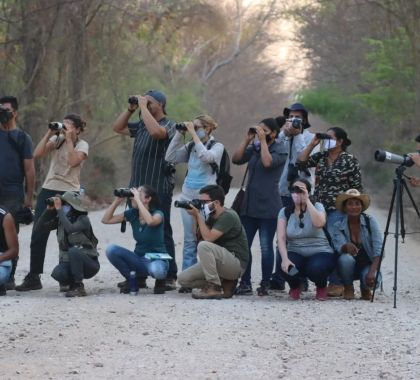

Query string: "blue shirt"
[124, 208, 167, 256]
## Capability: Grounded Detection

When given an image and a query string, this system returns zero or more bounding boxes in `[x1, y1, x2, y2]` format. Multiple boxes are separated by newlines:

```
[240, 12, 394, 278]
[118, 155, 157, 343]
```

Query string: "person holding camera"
[165, 115, 223, 291]
[0, 96, 35, 290]
[0, 207, 19, 296]
[277, 177, 335, 301]
[102, 185, 169, 294]
[177, 185, 249, 299]
[112, 90, 177, 289]
[34, 192, 99, 297]
[408, 134, 420, 187]
[231, 117, 287, 296]
[16, 114, 88, 292]
[330, 189, 382, 300]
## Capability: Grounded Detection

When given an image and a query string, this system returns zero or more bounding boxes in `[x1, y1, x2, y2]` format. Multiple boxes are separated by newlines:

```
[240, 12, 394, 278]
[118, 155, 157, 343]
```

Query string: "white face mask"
[196, 129, 206, 140]
[291, 193, 301, 204]
[325, 139, 337, 150]
[203, 202, 215, 220]
[62, 205, 72, 214]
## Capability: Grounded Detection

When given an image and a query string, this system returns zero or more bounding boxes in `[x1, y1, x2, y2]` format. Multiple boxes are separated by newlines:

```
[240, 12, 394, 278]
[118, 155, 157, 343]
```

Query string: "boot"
[5, 277, 15, 290]
[15, 273, 42, 291]
[178, 286, 193, 294]
[327, 284, 343, 297]
[117, 277, 148, 289]
[192, 282, 222, 300]
[343, 285, 355, 300]
[165, 278, 177, 291]
[360, 288, 372, 301]
[221, 279, 238, 299]
[154, 279, 166, 294]
[65, 283, 87, 298]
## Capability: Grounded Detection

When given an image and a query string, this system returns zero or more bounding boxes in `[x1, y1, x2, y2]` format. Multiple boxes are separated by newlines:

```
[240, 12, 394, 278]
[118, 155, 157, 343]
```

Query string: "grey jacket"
[330, 214, 383, 260]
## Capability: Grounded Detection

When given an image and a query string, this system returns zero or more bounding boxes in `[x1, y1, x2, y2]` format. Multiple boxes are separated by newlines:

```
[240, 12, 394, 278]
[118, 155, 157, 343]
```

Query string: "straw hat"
[335, 189, 370, 212]
[61, 191, 87, 212]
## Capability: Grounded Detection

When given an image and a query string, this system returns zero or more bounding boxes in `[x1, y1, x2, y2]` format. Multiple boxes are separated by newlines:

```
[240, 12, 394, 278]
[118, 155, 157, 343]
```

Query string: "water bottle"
[128, 271, 138, 295]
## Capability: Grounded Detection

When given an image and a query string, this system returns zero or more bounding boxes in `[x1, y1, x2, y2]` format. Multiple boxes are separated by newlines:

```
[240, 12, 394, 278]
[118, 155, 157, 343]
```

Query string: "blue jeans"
[0, 261, 12, 285]
[106, 244, 169, 280]
[180, 207, 197, 270]
[240, 216, 276, 286]
[282, 251, 335, 289]
[326, 209, 344, 286]
[337, 254, 381, 290]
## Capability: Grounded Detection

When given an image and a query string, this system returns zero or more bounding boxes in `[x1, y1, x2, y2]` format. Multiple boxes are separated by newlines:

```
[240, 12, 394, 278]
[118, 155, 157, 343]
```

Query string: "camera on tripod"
[374, 149, 414, 167]
[174, 199, 205, 210]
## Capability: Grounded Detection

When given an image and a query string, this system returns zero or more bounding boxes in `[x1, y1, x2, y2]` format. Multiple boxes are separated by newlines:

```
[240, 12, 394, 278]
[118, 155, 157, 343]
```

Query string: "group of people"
[0, 92, 419, 301]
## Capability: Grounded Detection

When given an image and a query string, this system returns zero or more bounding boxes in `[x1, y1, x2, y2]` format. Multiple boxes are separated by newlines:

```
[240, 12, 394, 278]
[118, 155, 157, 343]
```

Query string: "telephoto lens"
[374, 150, 414, 167]
[174, 199, 204, 210]
[113, 188, 133, 198]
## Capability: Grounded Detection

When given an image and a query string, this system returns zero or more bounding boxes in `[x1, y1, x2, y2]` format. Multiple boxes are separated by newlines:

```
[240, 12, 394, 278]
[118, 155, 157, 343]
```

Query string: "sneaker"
[0, 284, 6, 296]
[234, 283, 253, 296]
[154, 279, 166, 294]
[15, 273, 42, 291]
[221, 279, 238, 299]
[178, 286, 193, 294]
[360, 288, 372, 301]
[5, 278, 15, 290]
[343, 285, 355, 300]
[192, 282, 222, 300]
[327, 284, 343, 297]
[257, 284, 269, 296]
[117, 277, 148, 289]
[165, 278, 177, 291]
[316, 286, 328, 301]
[289, 288, 300, 300]
[65, 283, 87, 297]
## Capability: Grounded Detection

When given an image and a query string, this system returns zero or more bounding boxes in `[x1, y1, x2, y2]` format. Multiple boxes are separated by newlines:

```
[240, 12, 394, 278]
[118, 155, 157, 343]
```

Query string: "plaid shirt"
[302, 151, 362, 210]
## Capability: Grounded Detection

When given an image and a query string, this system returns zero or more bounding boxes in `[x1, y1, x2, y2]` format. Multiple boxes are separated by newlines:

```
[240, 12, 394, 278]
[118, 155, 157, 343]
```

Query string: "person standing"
[15, 114, 88, 291]
[112, 90, 177, 289]
[0, 96, 35, 290]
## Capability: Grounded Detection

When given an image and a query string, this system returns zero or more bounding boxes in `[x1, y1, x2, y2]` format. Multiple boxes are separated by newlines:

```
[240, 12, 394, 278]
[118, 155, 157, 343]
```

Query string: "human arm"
[0, 214, 18, 262]
[139, 96, 167, 139]
[112, 98, 139, 136]
[408, 176, 420, 187]
[187, 206, 224, 242]
[33, 130, 56, 158]
[130, 188, 163, 227]
[23, 158, 35, 208]
[298, 135, 320, 163]
[101, 197, 126, 224]
[53, 197, 89, 233]
[256, 126, 273, 168]
[63, 129, 88, 168]
[297, 185, 326, 228]
[364, 215, 383, 285]
[232, 129, 255, 164]
[165, 130, 189, 163]
[276, 214, 294, 273]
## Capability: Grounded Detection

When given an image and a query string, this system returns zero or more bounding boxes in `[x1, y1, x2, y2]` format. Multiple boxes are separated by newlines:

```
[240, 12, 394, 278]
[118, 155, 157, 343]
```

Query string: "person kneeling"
[102, 185, 169, 294]
[40, 192, 100, 297]
[178, 185, 249, 299]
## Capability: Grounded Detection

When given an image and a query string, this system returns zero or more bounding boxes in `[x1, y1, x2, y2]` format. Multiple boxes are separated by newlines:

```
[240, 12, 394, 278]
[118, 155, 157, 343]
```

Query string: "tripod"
[372, 165, 420, 308]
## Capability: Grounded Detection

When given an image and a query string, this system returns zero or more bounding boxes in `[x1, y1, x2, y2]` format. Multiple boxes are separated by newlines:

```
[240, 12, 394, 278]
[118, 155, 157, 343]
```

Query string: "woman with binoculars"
[165, 115, 224, 292]
[16, 114, 89, 292]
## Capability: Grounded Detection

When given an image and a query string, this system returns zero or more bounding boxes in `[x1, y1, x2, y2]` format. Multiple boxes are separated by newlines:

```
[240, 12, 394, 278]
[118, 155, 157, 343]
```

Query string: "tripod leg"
[372, 180, 397, 302]
[399, 180, 406, 242]
[402, 179, 420, 219]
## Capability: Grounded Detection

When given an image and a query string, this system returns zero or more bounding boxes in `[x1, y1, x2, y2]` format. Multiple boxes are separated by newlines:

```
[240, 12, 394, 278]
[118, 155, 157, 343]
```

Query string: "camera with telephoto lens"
[114, 188, 133, 198]
[128, 96, 139, 105]
[0, 104, 13, 125]
[374, 150, 414, 167]
[45, 197, 56, 207]
[48, 122, 66, 131]
[291, 117, 302, 129]
[174, 199, 204, 210]
[175, 122, 187, 131]
[315, 132, 332, 140]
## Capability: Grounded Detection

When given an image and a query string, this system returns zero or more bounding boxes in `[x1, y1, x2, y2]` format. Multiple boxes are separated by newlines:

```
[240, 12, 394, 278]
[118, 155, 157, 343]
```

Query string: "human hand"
[186, 203, 200, 218]
[341, 243, 359, 256]
[409, 176, 420, 187]
[255, 126, 266, 143]
[53, 197, 62, 210]
[281, 257, 294, 274]
[296, 184, 309, 204]
[408, 152, 420, 167]
[185, 121, 196, 134]
[246, 127, 256, 142]
[365, 270, 376, 288]
[138, 96, 149, 109]
[130, 187, 141, 201]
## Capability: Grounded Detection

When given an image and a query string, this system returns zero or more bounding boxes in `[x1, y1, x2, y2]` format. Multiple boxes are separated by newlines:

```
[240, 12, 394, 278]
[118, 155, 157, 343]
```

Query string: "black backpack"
[187, 140, 233, 195]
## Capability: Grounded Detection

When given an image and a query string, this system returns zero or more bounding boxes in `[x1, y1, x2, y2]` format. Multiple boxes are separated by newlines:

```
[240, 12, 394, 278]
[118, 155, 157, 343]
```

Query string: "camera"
[174, 199, 204, 210]
[14, 207, 34, 225]
[374, 150, 414, 167]
[128, 96, 139, 105]
[288, 265, 299, 276]
[315, 132, 332, 140]
[48, 122, 66, 131]
[291, 117, 302, 129]
[175, 122, 187, 131]
[0, 104, 13, 125]
[45, 197, 56, 207]
[248, 127, 257, 134]
[114, 188, 133, 198]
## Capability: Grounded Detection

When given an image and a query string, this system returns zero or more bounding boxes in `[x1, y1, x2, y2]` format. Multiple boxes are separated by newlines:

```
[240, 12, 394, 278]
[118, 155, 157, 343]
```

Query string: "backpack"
[187, 140, 233, 195]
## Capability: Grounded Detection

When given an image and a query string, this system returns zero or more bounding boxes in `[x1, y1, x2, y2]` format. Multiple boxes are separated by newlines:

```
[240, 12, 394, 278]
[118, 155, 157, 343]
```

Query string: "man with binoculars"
[111, 90, 178, 288]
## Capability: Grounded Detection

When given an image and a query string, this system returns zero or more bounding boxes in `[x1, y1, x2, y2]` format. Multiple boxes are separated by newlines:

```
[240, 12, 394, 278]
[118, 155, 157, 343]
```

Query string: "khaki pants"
[178, 241, 243, 288]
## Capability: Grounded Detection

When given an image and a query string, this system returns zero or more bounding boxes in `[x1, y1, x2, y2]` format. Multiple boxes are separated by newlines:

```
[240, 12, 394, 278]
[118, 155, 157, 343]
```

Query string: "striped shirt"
[128, 118, 176, 194]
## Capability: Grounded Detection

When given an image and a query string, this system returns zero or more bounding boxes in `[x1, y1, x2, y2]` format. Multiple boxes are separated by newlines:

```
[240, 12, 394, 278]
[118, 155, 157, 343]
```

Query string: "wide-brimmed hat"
[335, 189, 370, 212]
[61, 191, 87, 212]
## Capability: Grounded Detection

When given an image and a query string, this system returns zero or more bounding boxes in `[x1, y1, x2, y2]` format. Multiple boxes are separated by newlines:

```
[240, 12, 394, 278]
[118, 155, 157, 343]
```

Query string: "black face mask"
[265, 134, 272, 143]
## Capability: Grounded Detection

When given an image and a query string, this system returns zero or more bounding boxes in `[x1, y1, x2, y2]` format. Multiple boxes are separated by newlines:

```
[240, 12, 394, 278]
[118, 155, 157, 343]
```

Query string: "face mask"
[62, 205, 72, 214]
[203, 202, 215, 220]
[265, 134, 272, 143]
[196, 129, 206, 140]
[326, 139, 337, 150]
[291, 193, 301, 204]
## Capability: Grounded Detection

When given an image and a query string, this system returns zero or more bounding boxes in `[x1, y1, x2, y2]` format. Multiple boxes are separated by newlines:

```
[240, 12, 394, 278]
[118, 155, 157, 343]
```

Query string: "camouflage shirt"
[302, 151, 362, 210]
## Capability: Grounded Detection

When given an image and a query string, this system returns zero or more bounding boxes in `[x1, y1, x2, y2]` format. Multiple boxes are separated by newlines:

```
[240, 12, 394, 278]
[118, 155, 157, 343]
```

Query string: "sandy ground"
[1, 190, 420, 380]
